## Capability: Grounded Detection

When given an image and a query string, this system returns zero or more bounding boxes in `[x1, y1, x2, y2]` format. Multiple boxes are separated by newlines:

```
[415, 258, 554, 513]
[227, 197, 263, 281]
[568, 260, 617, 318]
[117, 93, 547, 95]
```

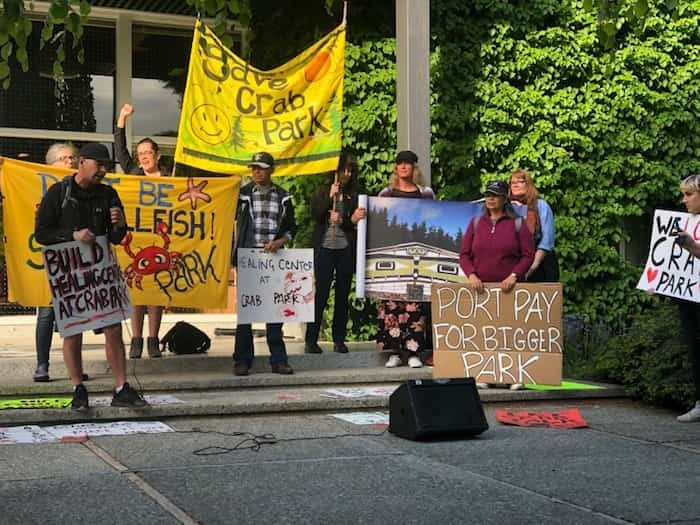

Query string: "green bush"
[589, 298, 694, 408]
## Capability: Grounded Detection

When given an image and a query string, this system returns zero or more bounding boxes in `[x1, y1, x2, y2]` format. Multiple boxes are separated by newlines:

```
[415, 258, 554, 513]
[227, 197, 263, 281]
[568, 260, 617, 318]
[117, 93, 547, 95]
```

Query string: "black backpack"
[160, 321, 211, 354]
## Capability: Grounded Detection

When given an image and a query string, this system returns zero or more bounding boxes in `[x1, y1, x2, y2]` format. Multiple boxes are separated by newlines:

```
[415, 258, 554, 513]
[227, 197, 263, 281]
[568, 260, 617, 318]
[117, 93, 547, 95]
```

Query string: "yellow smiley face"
[190, 104, 231, 145]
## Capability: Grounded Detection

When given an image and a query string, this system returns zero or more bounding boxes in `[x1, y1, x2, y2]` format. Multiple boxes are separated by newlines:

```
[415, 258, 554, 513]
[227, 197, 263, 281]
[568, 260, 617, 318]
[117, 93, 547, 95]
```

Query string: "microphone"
[109, 198, 122, 233]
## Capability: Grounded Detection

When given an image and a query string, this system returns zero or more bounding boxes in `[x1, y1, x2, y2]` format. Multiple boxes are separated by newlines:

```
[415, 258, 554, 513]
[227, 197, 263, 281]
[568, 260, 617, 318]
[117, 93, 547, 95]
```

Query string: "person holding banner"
[459, 180, 534, 390]
[670, 174, 700, 422]
[509, 169, 559, 282]
[115, 103, 170, 360]
[33, 143, 88, 383]
[304, 152, 366, 354]
[232, 152, 296, 376]
[34, 143, 148, 411]
[376, 150, 435, 368]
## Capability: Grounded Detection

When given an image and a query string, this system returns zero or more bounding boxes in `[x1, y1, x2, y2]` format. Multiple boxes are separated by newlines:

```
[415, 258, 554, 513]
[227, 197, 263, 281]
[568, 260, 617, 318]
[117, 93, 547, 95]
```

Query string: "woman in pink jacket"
[459, 180, 534, 389]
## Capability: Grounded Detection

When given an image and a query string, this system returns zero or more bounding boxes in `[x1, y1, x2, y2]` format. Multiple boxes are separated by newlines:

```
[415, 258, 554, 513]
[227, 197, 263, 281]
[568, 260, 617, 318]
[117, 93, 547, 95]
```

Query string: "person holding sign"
[115, 103, 170, 360]
[459, 180, 535, 390]
[509, 169, 559, 282]
[33, 143, 87, 383]
[304, 152, 366, 354]
[232, 152, 297, 376]
[34, 143, 148, 412]
[376, 150, 435, 368]
[670, 174, 700, 422]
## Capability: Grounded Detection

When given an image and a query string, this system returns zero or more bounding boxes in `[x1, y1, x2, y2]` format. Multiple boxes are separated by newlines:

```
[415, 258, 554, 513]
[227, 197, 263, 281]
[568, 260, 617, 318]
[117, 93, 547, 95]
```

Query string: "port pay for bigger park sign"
[431, 283, 563, 385]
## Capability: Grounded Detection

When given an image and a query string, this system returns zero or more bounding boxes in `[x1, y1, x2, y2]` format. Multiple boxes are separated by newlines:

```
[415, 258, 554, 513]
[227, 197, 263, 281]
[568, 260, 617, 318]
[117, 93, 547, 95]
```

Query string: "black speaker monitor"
[389, 378, 489, 440]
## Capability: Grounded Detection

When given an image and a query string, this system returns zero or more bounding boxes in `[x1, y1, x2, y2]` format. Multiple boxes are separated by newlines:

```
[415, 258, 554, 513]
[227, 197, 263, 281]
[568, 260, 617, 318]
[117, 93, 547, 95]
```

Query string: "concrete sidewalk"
[1, 400, 699, 524]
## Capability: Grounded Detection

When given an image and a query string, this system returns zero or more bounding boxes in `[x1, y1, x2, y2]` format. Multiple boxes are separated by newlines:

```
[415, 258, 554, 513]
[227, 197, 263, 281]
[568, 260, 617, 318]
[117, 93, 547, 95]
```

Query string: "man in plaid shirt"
[232, 152, 297, 376]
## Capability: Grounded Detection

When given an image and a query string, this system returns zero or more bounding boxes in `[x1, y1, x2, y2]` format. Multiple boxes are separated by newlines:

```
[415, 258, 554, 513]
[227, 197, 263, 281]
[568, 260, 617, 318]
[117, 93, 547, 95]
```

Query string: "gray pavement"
[0, 400, 698, 524]
[1, 314, 699, 523]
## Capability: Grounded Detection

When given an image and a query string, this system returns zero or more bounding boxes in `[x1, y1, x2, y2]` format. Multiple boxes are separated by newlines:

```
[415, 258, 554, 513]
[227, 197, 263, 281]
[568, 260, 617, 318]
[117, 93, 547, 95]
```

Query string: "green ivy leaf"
[1, 42, 13, 61]
[48, 1, 69, 22]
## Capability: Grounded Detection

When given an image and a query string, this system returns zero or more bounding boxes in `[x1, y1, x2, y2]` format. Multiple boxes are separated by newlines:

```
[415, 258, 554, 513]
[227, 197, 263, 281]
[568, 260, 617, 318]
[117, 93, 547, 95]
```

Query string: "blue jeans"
[233, 323, 287, 366]
[35, 306, 55, 367]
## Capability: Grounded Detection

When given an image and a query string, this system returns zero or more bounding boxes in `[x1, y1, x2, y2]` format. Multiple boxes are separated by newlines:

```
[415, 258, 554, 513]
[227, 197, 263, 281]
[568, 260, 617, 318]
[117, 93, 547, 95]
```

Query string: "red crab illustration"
[120, 221, 182, 290]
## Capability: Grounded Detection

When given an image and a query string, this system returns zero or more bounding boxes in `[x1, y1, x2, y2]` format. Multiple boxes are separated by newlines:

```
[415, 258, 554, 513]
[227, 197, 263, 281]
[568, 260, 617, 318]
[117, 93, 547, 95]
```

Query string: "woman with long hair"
[508, 169, 558, 282]
[376, 150, 435, 368]
[304, 152, 366, 354]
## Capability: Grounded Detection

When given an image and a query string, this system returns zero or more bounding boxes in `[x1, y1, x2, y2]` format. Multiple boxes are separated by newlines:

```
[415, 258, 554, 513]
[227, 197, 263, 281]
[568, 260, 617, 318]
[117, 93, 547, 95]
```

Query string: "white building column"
[396, 0, 431, 185]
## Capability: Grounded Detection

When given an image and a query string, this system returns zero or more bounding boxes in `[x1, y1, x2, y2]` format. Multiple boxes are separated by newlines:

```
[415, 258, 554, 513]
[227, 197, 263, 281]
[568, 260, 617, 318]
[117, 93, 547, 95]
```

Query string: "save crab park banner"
[636, 209, 700, 302]
[175, 21, 345, 176]
[0, 158, 239, 309]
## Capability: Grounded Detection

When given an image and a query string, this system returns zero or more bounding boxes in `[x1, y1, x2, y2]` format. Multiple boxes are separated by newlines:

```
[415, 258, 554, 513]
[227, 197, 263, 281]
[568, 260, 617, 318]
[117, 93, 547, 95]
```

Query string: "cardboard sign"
[636, 209, 700, 302]
[431, 283, 563, 385]
[236, 248, 314, 323]
[42, 236, 131, 337]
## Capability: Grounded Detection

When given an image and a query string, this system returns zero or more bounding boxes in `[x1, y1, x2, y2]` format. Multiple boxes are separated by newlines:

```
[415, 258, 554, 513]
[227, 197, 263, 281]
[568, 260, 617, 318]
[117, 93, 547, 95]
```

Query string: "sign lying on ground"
[236, 248, 314, 323]
[43, 236, 131, 337]
[431, 283, 563, 385]
[636, 209, 700, 302]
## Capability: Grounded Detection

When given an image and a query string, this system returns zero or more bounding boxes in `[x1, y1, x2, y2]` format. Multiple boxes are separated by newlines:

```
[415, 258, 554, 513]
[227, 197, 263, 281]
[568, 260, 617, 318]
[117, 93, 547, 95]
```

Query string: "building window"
[0, 22, 115, 135]
[131, 25, 193, 138]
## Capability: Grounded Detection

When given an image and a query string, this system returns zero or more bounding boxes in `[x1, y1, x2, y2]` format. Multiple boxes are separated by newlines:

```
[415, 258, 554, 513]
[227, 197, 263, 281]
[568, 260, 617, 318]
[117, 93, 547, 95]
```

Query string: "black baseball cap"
[395, 150, 418, 164]
[79, 143, 112, 165]
[248, 152, 274, 169]
[483, 180, 508, 197]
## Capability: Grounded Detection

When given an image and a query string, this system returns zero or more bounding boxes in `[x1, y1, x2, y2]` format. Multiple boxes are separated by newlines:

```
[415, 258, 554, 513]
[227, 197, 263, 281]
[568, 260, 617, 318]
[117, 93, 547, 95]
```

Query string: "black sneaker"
[333, 342, 349, 354]
[111, 382, 149, 408]
[304, 342, 323, 354]
[271, 362, 294, 375]
[129, 337, 143, 359]
[71, 384, 89, 412]
[233, 362, 250, 376]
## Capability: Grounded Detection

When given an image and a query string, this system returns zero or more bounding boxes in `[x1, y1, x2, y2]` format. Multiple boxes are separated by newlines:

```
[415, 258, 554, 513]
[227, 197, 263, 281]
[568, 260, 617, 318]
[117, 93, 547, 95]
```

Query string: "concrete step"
[0, 379, 627, 427]
[0, 313, 628, 427]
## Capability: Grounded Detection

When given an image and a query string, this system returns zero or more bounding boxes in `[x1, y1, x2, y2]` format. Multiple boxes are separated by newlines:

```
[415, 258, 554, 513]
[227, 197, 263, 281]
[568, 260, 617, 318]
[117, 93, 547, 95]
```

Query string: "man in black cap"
[232, 151, 297, 376]
[35, 143, 149, 412]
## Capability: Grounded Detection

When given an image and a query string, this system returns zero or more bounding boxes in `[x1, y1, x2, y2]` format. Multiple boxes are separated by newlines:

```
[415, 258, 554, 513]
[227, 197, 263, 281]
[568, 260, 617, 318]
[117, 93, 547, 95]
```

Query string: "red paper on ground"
[496, 408, 587, 429]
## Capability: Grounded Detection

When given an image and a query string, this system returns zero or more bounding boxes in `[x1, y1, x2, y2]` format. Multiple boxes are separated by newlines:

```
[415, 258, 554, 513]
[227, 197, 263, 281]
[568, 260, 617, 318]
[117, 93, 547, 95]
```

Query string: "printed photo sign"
[636, 209, 700, 302]
[431, 283, 563, 385]
[43, 236, 131, 337]
[361, 197, 482, 301]
[236, 248, 314, 323]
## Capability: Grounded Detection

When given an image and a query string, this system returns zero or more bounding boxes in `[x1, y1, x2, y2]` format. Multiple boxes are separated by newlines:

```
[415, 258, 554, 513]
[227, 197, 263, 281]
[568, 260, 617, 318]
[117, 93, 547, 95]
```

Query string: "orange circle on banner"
[305, 51, 331, 82]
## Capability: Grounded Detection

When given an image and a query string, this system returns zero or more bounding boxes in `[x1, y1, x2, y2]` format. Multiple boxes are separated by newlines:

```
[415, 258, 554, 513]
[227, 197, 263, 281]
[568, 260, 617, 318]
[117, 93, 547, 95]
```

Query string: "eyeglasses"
[58, 155, 75, 162]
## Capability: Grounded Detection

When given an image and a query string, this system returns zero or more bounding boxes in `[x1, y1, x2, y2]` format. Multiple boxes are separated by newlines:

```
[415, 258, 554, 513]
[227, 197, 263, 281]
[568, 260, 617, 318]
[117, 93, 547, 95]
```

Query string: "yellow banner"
[1, 158, 239, 308]
[175, 21, 345, 176]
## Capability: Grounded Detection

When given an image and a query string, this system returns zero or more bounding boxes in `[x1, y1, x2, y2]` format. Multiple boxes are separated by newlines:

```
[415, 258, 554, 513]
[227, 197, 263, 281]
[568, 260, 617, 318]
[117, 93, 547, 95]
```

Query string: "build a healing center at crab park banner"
[1, 158, 239, 310]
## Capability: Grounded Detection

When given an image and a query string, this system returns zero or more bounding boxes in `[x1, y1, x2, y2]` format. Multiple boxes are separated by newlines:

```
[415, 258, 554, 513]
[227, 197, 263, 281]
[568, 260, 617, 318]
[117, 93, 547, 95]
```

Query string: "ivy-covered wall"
[430, 0, 700, 327]
[252, 0, 700, 336]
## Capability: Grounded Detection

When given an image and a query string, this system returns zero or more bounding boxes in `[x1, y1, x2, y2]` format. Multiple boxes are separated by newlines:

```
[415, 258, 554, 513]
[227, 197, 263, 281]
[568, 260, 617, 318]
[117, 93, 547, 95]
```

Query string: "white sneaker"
[677, 401, 700, 422]
[476, 382, 490, 389]
[408, 356, 423, 368]
[509, 383, 525, 391]
[385, 355, 402, 368]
